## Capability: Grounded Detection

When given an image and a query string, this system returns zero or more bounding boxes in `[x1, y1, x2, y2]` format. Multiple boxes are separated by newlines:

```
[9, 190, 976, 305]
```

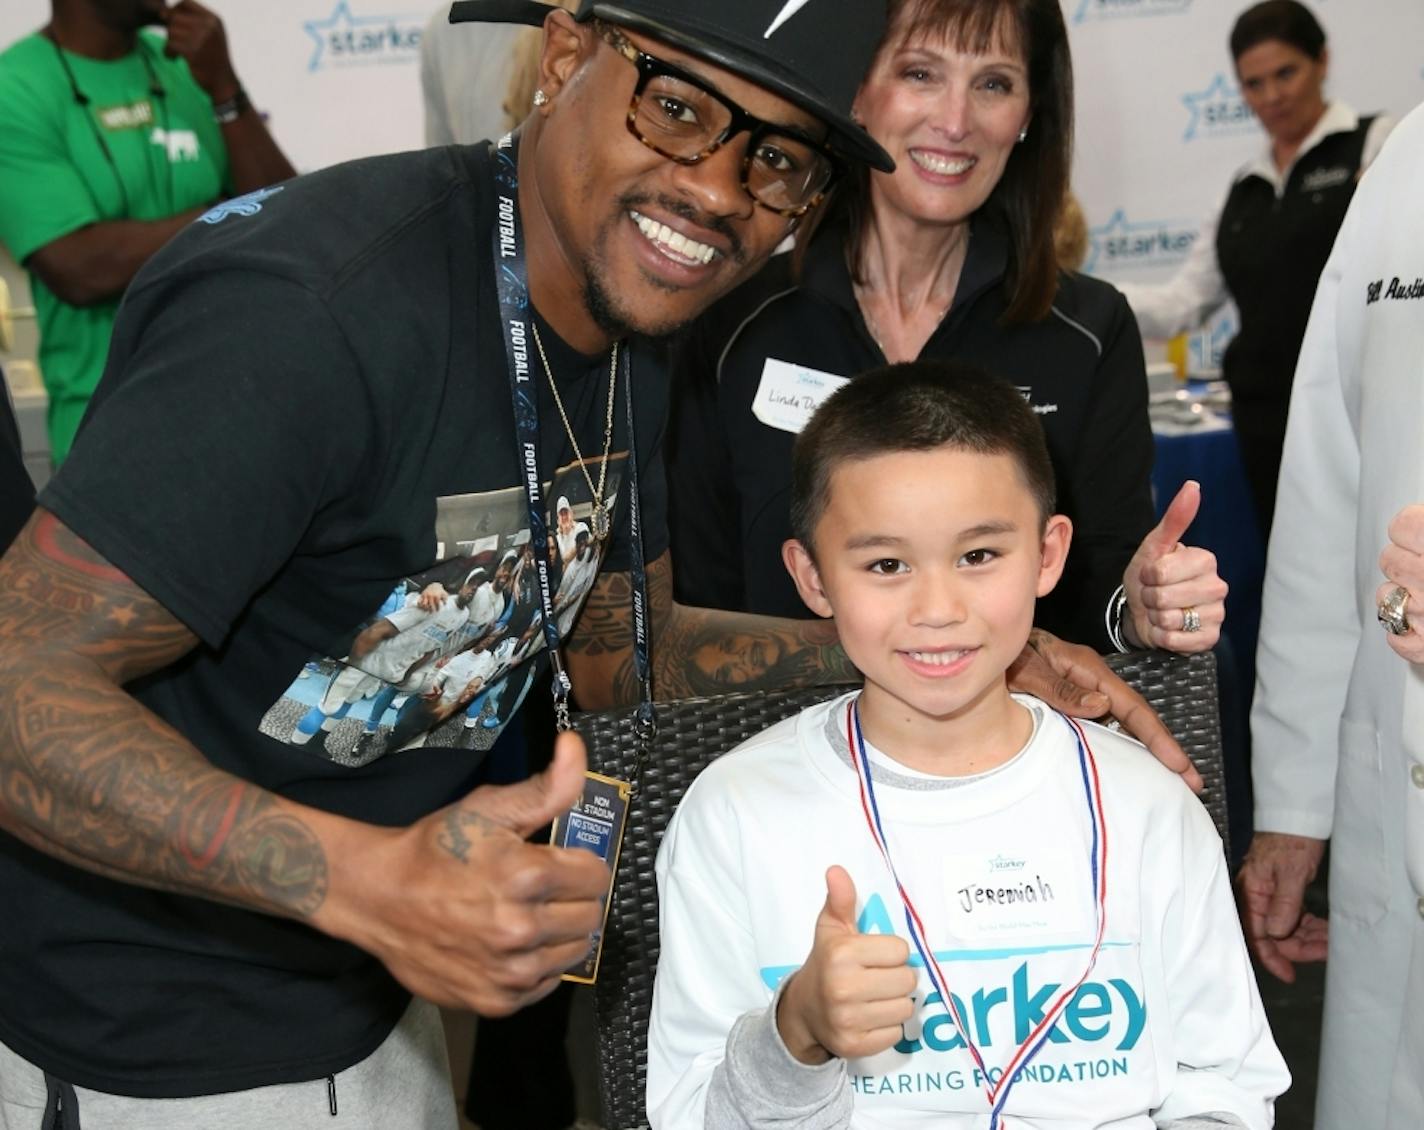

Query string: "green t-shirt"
[0, 30, 229, 463]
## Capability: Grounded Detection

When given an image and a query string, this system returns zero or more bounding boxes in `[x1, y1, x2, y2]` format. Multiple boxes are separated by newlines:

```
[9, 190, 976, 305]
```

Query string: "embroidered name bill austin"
[1366, 276, 1424, 304]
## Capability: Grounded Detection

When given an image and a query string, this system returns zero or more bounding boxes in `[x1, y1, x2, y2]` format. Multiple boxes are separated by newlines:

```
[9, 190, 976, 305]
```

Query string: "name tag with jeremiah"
[751, 359, 849, 434]
[943, 852, 1087, 938]
[551, 772, 631, 984]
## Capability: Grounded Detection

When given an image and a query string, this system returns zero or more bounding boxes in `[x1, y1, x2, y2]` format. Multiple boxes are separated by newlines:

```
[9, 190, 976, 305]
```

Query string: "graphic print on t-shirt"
[757, 893, 1153, 1116]
[257, 456, 622, 766]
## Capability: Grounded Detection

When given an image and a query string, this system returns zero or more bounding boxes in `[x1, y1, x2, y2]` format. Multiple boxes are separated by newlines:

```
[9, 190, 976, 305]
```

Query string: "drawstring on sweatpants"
[41, 1073, 81, 1130]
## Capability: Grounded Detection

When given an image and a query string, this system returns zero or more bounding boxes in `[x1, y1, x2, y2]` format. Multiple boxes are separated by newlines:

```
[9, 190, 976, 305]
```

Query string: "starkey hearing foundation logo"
[1181, 73, 1255, 141]
[1084, 209, 1198, 275]
[304, 1, 423, 72]
[1072, 0, 1192, 24]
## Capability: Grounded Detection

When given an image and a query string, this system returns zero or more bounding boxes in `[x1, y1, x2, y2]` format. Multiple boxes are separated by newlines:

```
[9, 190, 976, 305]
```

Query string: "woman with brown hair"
[668, 0, 1225, 657]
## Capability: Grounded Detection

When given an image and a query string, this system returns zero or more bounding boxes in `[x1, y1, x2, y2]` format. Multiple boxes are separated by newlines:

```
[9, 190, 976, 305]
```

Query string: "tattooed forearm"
[564, 552, 858, 707]
[564, 568, 641, 707]
[651, 603, 858, 699]
[0, 511, 328, 918]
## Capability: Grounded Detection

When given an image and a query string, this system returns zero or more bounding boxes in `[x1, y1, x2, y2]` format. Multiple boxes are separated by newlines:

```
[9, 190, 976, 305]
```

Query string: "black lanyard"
[490, 132, 654, 745]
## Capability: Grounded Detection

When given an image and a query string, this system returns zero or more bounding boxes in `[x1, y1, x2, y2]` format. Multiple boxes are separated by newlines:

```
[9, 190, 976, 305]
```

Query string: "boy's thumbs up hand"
[776, 867, 917, 1065]
[1122, 481, 1228, 653]
[816, 862, 862, 935]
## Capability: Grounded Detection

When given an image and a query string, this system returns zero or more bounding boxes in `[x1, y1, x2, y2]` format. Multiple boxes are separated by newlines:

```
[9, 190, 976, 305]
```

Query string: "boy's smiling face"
[784, 445, 1070, 762]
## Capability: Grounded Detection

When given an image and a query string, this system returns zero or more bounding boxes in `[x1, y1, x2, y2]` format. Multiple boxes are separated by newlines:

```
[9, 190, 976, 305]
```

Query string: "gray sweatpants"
[0, 997, 458, 1130]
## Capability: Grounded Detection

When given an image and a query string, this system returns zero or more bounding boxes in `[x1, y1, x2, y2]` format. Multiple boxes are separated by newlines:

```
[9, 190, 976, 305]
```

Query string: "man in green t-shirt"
[0, 0, 295, 464]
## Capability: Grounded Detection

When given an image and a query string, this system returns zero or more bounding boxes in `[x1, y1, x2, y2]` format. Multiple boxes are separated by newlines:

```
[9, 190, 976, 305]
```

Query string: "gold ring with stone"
[1181, 606, 1201, 633]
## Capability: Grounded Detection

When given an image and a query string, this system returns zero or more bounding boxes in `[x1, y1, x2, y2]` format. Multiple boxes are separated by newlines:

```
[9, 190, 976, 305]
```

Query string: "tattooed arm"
[0, 510, 333, 915]
[565, 551, 858, 710]
[563, 553, 1193, 782]
[0, 510, 608, 1015]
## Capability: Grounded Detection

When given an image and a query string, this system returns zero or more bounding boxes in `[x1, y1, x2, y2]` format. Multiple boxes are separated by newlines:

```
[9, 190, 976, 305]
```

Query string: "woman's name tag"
[751, 358, 849, 434]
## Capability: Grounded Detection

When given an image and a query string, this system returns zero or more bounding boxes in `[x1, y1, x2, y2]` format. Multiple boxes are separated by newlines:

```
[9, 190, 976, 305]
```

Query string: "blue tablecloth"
[1151, 415, 1265, 674]
[1151, 406, 1263, 864]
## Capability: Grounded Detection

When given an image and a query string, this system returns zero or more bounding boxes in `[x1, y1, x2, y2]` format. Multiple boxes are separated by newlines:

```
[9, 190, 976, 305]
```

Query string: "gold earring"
[533, 89, 549, 107]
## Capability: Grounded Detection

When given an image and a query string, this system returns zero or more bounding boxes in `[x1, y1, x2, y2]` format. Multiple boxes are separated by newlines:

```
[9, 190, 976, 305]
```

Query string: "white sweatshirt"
[647, 694, 1288, 1129]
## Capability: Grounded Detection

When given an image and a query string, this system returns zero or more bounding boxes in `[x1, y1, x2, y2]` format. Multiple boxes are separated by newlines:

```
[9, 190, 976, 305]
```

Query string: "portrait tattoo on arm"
[0, 510, 330, 918]
[564, 552, 857, 707]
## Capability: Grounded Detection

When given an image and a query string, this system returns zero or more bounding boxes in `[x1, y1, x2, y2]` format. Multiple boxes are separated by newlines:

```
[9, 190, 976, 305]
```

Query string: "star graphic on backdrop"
[1181, 73, 1254, 141]
[1082, 207, 1202, 275]
[303, 1, 419, 72]
[1084, 208, 1135, 274]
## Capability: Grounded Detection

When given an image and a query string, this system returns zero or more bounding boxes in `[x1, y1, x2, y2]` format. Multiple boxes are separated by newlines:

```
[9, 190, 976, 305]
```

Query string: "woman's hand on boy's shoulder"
[775, 866, 917, 1066]
[1009, 630, 1204, 793]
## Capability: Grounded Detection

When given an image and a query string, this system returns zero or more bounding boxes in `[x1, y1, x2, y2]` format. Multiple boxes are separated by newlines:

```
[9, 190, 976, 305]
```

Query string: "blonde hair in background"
[1054, 191, 1089, 271]
[502, 1, 578, 131]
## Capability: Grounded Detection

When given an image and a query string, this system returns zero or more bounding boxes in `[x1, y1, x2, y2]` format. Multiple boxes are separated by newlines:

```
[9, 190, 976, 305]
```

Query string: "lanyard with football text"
[847, 700, 1109, 1128]
[489, 130, 654, 742]
[491, 131, 575, 729]
[491, 130, 652, 984]
[620, 342, 657, 768]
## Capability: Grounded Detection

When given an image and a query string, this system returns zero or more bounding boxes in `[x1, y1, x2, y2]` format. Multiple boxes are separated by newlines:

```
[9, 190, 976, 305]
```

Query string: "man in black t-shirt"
[0, 0, 1189, 1123]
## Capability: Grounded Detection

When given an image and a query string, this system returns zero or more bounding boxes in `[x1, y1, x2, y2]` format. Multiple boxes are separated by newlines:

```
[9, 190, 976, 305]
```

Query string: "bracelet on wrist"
[212, 86, 251, 125]
[1105, 584, 1131, 654]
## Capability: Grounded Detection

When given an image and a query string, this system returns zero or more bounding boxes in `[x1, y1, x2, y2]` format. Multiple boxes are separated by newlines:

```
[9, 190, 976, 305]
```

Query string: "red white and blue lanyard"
[847, 699, 1109, 1128]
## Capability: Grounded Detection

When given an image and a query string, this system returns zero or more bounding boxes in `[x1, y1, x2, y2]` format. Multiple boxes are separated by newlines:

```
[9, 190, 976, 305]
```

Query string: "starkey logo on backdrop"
[1072, 0, 1192, 23]
[304, 0, 423, 72]
[1083, 209, 1198, 275]
[1181, 73, 1256, 140]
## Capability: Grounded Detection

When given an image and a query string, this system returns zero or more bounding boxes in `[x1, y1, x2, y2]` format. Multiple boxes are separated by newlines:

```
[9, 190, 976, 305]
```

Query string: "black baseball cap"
[448, 0, 894, 172]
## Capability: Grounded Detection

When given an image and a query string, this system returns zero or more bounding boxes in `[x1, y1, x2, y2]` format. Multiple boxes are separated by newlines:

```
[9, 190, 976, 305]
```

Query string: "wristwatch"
[212, 87, 251, 125]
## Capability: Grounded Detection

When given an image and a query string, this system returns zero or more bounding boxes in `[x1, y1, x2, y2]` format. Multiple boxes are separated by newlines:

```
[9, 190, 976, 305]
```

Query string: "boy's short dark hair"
[789, 361, 1057, 551]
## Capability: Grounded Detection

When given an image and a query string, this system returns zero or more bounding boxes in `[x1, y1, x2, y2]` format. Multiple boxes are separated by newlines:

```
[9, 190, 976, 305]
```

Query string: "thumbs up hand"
[322, 730, 610, 1018]
[1122, 481, 1228, 653]
[775, 867, 917, 1065]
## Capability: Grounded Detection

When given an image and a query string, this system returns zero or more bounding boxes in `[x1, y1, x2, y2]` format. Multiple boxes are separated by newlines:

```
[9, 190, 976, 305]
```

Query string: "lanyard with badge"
[847, 701, 1109, 1127]
[490, 130, 655, 982]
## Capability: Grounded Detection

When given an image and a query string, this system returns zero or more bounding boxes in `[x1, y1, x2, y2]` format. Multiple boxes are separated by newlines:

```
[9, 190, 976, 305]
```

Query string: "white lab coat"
[1251, 100, 1424, 1129]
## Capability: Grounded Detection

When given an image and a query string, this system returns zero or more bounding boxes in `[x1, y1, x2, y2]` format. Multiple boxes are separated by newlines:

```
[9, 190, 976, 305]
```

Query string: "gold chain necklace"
[531, 322, 619, 543]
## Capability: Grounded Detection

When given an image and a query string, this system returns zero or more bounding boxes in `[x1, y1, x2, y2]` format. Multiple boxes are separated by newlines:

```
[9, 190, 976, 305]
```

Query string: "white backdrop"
[3, 0, 1423, 335]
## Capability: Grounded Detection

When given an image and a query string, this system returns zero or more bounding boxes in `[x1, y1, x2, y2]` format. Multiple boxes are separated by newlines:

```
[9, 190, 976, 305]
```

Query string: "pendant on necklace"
[590, 501, 612, 543]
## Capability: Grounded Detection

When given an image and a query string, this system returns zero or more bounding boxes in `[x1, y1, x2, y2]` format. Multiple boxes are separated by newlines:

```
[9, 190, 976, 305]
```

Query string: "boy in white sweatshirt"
[647, 362, 1288, 1129]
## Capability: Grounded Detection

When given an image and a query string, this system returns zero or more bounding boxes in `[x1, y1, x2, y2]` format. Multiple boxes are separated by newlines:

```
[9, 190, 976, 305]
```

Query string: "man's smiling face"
[530, 17, 823, 339]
